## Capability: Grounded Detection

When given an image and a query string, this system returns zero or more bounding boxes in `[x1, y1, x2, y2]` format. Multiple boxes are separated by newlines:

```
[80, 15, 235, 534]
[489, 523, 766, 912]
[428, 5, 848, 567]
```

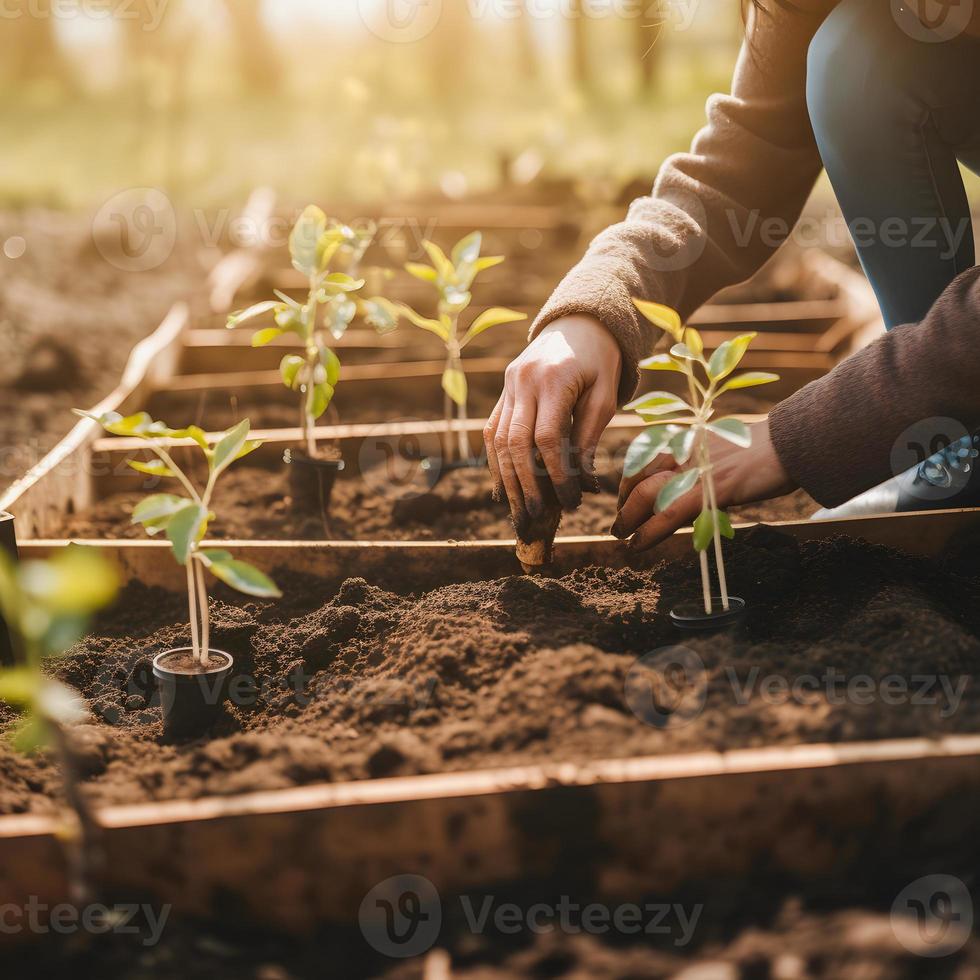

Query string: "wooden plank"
[0, 513, 17, 666]
[0, 305, 190, 539]
[0, 733, 978, 934]
[19, 506, 980, 593]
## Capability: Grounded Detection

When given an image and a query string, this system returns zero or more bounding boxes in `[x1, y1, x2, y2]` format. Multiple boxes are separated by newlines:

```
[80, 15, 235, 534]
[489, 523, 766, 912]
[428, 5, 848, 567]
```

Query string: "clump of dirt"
[2, 530, 980, 815]
[53, 459, 819, 542]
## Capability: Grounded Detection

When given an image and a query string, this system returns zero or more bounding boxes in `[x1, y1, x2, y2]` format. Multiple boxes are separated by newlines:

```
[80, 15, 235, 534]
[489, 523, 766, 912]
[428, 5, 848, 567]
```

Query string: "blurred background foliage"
[0, 0, 745, 209]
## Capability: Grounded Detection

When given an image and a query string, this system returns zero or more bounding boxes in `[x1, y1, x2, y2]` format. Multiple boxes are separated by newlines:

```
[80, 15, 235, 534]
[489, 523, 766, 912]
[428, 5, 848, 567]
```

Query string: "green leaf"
[207, 558, 282, 598]
[632, 299, 684, 342]
[422, 241, 454, 280]
[360, 296, 399, 335]
[707, 333, 757, 382]
[132, 493, 187, 532]
[211, 420, 251, 477]
[37, 679, 88, 726]
[290, 205, 328, 277]
[320, 347, 341, 388]
[397, 304, 451, 343]
[623, 392, 691, 416]
[670, 343, 698, 361]
[280, 354, 306, 390]
[319, 273, 366, 295]
[472, 255, 504, 274]
[708, 418, 752, 448]
[405, 262, 438, 283]
[199, 549, 234, 564]
[692, 509, 714, 552]
[20, 546, 119, 615]
[126, 459, 175, 478]
[310, 382, 335, 420]
[719, 371, 780, 393]
[461, 307, 527, 347]
[452, 232, 482, 267]
[167, 425, 210, 450]
[442, 367, 468, 407]
[166, 503, 209, 565]
[251, 327, 284, 348]
[669, 428, 696, 465]
[11, 715, 47, 754]
[717, 511, 735, 539]
[0, 668, 40, 707]
[323, 296, 357, 340]
[656, 468, 699, 513]
[683, 327, 704, 357]
[235, 440, 262, 462]
[623, 427, 672, 478]
[227, 301, 278, 329]
[638, 353, 683, 373]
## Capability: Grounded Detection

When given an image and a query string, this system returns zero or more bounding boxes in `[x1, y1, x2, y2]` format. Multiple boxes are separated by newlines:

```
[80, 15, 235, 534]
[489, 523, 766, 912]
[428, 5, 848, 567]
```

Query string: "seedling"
[399, 232, 527, 461]
[0, 545, 118, 896]
[227, 207, 397, 459]
[76, 410, 282, 667]
[623, 301, 779, 620]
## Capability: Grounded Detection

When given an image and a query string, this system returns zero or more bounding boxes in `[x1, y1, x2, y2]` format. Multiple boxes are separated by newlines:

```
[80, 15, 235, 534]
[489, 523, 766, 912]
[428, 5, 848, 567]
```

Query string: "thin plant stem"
[195, 558, 210, 666]
[704, 462, 730, 611]
[186, 560, 200, 662]
[454, 355, 470, 462]
[698, 461, 713, 616]
[443, 356, 455, 463]
[50, 721, 102, 906]
[151, 446, 200, 503]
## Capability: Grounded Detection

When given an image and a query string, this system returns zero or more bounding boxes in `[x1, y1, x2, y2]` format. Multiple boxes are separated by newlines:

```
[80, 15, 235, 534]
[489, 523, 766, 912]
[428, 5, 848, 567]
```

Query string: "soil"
[54, 456, 819, 542]
[7, 892, 980, 979]
[3, 528, 980, 816]
[0, 210, 206, 494]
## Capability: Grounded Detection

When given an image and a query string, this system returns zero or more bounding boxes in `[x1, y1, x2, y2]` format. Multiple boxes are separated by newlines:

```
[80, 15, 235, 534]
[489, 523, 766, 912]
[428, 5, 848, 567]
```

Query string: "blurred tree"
[1, 0, 73, 88]
[223, 0, 282, 94]
[569, 0, 592, 94]
[635, 5, 665, 95]
[514, 0, 539, 84]
[429, 0, 473, 98]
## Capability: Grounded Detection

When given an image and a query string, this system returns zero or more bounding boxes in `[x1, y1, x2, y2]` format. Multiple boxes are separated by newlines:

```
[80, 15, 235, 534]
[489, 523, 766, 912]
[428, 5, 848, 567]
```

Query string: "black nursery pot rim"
[670, 596, 747, 632]
[152, 647, 234, 679]
[282, 447, 346, 473]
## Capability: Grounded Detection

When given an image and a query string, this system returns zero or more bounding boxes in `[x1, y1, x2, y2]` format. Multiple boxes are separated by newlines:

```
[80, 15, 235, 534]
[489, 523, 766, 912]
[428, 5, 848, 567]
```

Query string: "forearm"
[770, 266, 980, 507]
[532, 1, 828, 405]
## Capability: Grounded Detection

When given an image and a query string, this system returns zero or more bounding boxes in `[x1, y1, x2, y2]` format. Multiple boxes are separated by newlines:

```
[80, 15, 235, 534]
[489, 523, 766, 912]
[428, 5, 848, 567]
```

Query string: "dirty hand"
[484, 314, 622, 534]
[612, 418, 797, 552]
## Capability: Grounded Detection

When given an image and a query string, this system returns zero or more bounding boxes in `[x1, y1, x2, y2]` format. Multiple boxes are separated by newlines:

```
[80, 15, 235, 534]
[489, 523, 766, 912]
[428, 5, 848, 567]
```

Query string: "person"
[485, 0, 980, 549]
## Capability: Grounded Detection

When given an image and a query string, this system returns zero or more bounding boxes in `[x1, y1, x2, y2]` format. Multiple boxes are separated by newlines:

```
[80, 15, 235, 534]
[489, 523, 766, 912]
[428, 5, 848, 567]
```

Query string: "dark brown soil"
[54, 457, 818, 542]
[0, 209, 205, 494]
[3, 529, 979, 816]
[8, 893, 980, 979]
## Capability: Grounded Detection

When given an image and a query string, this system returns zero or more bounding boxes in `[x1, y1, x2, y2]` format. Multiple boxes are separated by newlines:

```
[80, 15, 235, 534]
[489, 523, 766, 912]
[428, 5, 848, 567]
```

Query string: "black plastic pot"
[152, 648, 233, 739]
[670, 596, 746, 633]
[284, 447, 345, 518]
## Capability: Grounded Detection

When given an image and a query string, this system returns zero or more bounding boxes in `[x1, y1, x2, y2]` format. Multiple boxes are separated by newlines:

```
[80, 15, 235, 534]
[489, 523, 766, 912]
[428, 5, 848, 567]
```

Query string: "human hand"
[612, 418, 797, 551]
[484, 314, 622, 533]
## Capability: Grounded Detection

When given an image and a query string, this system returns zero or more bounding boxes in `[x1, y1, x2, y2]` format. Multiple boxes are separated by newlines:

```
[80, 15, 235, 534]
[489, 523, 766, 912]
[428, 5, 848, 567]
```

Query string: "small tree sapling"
[0, 545, 118, 896]
[75, 411, 282, 667]
[398, 233, 527, 461]
[623, 301, 779, 618]
[227, 207, 380, 458]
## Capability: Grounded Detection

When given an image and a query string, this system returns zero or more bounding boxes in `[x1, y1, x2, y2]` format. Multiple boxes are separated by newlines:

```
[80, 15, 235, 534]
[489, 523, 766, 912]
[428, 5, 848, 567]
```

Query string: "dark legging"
[807, 0, 980, 330]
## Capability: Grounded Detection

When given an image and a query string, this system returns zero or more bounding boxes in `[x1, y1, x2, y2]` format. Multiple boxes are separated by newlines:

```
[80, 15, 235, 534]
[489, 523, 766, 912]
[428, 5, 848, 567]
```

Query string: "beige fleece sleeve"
[532, 2, 831, 405]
